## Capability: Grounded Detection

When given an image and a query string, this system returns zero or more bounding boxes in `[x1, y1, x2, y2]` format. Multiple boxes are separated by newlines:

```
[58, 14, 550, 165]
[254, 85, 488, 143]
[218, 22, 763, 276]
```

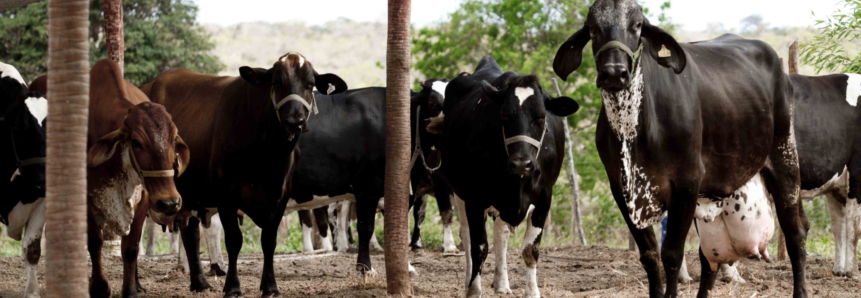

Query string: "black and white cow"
[0, 62, 48, 298]
[427, 55, 579, 298]
[552, 1, 806, 297]
[717, 73, 861, 282]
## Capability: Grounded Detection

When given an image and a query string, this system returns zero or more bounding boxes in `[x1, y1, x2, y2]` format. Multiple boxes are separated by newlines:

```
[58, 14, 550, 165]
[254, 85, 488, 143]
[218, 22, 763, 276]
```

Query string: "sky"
[195, 0, 846, 31]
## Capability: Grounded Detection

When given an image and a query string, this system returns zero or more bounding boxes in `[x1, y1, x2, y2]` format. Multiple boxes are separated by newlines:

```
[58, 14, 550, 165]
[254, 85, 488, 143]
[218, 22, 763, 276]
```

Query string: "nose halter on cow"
[9, 130, 45, 179]
[502, 120, 549, 158]
[409, 106, 442, 173]
[127, 131, 180, 179]
[271, 91, 319, 123]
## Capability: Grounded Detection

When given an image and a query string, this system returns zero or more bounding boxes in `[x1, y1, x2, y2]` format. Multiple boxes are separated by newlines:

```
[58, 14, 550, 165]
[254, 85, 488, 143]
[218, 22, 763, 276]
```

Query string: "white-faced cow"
[552, 1, 806, 297]
[30, 59, 190, 298]
[426, 55, 579, 298]
[0, 62, 47, 298]
[140, 52, 347, 297]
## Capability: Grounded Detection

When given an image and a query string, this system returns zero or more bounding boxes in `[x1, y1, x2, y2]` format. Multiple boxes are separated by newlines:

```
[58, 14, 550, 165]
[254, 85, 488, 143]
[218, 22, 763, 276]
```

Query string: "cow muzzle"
[154, 198, 181, 215]
[595, 41, 638, 92]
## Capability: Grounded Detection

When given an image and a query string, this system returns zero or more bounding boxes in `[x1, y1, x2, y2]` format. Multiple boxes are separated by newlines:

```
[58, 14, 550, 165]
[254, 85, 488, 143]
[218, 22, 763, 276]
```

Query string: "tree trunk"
[384, 0, 412, 295]
[99, 0, 125, 257]
[45, 0, 90, 297]
[777, 40, 799, 262]
[551, 79, 587, 246]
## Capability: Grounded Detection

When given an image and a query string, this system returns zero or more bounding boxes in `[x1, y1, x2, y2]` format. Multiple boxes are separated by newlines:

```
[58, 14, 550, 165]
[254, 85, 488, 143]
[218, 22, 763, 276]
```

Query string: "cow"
[140, 52, 347, 297]
[30, 59, 190, 298]
[714, 73, 861, 282]
[0, 62, 47, 298]
[552, 1, 807, 297]
[424, 55, 579, 298]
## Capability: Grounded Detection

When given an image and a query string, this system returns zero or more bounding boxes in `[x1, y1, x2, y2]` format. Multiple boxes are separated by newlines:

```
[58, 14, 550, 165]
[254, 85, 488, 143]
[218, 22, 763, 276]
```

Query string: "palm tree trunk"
[100, 0, 124, 257]
[45, 0, 90, 297]
[384, 0, 412, 295]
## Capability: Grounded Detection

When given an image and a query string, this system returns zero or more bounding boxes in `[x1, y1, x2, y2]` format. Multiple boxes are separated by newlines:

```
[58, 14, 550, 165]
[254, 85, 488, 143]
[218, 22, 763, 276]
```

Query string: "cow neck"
[601, 54, 663, 229]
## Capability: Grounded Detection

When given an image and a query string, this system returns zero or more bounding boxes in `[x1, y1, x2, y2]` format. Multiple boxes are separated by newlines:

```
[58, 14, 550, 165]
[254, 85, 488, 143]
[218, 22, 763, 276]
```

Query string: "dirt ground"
[0, 245, 859, 298]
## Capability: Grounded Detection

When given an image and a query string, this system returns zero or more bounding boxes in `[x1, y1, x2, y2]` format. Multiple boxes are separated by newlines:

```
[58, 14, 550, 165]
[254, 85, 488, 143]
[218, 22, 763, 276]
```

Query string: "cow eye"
[307, 83, 315, 90]
[534, 118, 546, 127]
[635, 22, 643, 30]
[174, 136, 178, 147]
[131, 139, 143, 149]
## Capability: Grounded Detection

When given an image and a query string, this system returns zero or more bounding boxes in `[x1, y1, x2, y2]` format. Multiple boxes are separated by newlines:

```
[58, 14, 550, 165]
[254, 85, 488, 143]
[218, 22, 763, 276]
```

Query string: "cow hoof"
[260, 290, 282, 298]
[209, 264, 227, 277]
[679, 274, 693, 283]
[122, 288, 139, 298]
[89, 280, 111, 298]
[223, 291, 244, 298]
[493, 287, 512, 294]
[443, 246, 460, 254]
[25, 293, 41, 298]
[190, 279, 213, 292]
[720, 273, 746, 284]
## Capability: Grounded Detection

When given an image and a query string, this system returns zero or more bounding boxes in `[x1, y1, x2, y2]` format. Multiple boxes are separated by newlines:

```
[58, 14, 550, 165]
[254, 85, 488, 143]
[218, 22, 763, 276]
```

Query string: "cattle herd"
[2, 0, 861, 297]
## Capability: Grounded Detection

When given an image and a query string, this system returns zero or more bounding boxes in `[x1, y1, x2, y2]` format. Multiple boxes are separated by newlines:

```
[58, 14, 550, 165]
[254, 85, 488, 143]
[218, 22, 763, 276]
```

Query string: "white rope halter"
[409, 106, 442, 173]
[272, 92, 318, 122]
[502, 121, 548, 158]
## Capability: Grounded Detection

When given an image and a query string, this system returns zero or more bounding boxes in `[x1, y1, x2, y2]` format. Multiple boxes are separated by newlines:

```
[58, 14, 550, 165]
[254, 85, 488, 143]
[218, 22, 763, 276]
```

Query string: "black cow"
[0, 62, 48, 298]
[426, 55, 579, 298]
[286, 80, 448, 274]
[552, 1, 805, 297]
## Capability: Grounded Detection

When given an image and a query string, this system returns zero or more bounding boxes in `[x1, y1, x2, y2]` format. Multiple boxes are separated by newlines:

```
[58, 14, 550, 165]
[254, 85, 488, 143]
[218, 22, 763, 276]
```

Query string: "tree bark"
[384, 0, 412, 295]
[45, 0, 90, 297]
[777, 41, 799, 262]
[102, 0, 124, 71]
[551, 79, 587, 246]
[0, 0, 45, 10]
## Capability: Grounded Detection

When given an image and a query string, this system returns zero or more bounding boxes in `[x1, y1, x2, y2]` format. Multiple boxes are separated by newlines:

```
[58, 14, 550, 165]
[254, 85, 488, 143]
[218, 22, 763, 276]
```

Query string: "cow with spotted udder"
[140, 52, 347, 297]
[0, 62, 47, 298]
[31, 59, 191, 298]
[715, 73, 861, 283]
[553, 1, 806, 297]
[425, 55, 580, 298]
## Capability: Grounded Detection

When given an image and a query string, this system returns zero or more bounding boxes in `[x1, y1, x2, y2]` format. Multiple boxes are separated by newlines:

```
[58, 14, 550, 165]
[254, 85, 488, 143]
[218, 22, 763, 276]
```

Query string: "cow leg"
[23, 200, 45, 298]
[610, 181, 663, 297]
[678, 255, 693, 283]
[696, 248, 718, 298]
[221, 208, 243, 298]
[718, 263, 745, 283]
[491, 214, 512, 294]
[369, 223, 383, 252]
[145, 217, 156, 256]
[205, 214, 227, 276]
[180, 216, 211, 292]
[356, 196, 380, 274]
[121, 199, 149, 298]
[333, 201, 350, 252]
[177, 232, 190, 274]
[410, 194, 428, 250]
[761, 125, 806, 298]
[88, 211, 111, 298]
[259, 222, 282, 297]
[298, 209, 315, 252]
[662, 184, 698, 298]
[439, 191, 458, 253]
[522, 202, 549, 298]
[461, 198, 488, 298]
[826, 192, 850, 277]
[313, 207, 333, 251]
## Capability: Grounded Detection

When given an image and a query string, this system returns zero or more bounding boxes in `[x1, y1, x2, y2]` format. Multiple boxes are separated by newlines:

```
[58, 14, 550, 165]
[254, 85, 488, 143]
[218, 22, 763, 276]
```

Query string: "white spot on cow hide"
[9, 169, 20, 182]
[431, 81, 448, 99]
[327, 83, 335, 95]
[515, 87, 534, 107]
[24, 96, 48, 127]
[845, 74, 861, 107]
[0, 62, 25, 85]
[5, 197, 44, 241]
[602, 64, 659, 229]
[90, 145, 143, 236]
[297, 55, 305, 67]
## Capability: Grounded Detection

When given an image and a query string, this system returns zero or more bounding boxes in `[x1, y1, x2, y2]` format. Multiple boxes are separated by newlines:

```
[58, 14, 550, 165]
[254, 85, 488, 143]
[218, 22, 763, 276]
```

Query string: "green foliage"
[0, 0, 223, 85]
[800, 0, 861, 74]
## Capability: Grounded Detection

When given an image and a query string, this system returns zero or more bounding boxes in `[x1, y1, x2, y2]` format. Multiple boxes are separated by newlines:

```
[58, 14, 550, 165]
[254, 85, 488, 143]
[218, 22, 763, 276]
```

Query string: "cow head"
[239, 52, 348, 138]
[553, 0, 686, 92]
[482, 74, 579, 179]
[88, 102, 190, 225]
[2, 92, 47, 202]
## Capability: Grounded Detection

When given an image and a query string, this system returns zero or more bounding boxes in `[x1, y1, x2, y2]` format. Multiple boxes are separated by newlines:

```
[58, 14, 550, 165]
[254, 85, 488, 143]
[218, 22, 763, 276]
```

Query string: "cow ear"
[545, 96, 580, 117]
[239, 66, 271, 87]
[174, 134, 190, 177]
[641, 21, 686, 74]
[88, 129, 124, 167]
[480, 80, 506, 104]
[554, 26, 592, 81]
[315, 73, 348, 95]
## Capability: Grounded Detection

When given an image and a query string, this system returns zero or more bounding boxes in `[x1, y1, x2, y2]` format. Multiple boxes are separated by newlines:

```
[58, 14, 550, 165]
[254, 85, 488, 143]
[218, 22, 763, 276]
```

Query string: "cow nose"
[509, 159, 533, 176]
[598, 65, 630, 92]
[284, 115, 306, 132]
[155, 198, 180, 215]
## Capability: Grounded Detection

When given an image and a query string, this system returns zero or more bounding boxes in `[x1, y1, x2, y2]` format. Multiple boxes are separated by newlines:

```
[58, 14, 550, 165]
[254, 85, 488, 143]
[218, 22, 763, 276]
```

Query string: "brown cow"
[140, 52, 346, 297]
[31, 59, 190, 298]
